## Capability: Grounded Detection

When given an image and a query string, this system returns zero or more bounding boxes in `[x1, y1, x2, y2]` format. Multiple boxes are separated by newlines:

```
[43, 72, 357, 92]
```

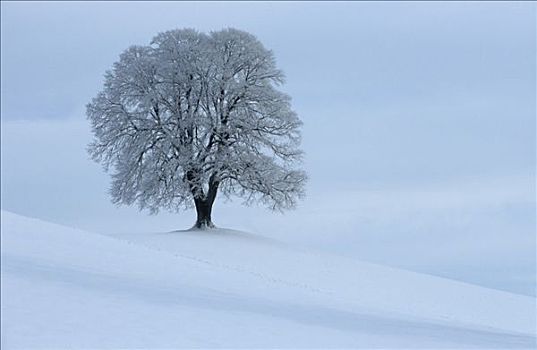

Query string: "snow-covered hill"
[1, 210, 535, 348]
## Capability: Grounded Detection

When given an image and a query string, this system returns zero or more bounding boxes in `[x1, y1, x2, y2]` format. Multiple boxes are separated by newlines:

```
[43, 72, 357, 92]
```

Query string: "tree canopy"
[87, 28, 306, 228]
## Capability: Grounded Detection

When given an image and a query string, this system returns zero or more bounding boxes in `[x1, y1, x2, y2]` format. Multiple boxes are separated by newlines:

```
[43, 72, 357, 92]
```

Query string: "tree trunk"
[193, 198, 215, 229]
[188, 171, 219, 230]
[192, 175, 220, 229]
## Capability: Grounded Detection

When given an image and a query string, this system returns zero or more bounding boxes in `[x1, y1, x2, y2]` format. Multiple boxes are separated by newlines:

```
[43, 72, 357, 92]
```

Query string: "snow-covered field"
[1, 210, 535, 348]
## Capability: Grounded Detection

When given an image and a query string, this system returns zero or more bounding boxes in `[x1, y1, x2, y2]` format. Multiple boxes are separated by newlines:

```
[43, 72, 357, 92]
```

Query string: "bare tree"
[87, 28, 306, 229]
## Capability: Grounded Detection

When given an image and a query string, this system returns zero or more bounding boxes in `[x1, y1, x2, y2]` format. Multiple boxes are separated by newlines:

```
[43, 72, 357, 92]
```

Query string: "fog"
[1, 1, 535, 295]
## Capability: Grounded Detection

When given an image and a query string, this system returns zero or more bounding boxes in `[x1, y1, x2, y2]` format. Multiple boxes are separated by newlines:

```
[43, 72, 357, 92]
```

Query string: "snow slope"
[1, 210, 535, 348]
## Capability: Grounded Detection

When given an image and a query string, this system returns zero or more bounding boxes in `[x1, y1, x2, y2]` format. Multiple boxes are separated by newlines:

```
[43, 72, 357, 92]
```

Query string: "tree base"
[192, 219, 216, 230]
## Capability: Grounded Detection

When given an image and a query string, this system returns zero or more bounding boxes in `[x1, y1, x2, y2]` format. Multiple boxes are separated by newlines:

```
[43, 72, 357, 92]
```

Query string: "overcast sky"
[1, 2, 535, 295]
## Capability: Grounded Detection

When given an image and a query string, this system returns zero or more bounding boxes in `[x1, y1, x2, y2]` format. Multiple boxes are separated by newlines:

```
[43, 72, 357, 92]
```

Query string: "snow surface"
[1, 210, 535, 348]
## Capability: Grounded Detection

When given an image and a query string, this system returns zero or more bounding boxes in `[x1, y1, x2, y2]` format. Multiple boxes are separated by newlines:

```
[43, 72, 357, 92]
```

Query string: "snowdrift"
[1, 210, 535, 348]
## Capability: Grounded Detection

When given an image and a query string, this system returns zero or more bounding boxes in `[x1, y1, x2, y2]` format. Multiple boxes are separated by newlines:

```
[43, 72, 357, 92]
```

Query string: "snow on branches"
[87, 28, 306, 227]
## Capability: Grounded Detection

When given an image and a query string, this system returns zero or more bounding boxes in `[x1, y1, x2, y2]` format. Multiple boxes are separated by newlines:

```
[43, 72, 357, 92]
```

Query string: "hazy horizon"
[1, 1, 535, 296]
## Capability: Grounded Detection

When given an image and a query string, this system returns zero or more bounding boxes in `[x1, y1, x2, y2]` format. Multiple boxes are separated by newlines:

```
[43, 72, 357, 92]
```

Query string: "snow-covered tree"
[87, 28, 306, 229]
